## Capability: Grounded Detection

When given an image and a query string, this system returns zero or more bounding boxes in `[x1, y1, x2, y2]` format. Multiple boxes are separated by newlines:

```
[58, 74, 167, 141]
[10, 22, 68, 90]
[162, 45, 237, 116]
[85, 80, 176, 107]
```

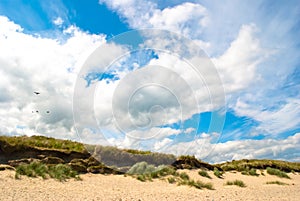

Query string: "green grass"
[198, 170, 212, 179]
[266, 181, 289, 185]
[15, 161, 48, 179]
[137, 174, 147, 182]
[213, 167, 223, 178]
[167, 177, 176, 184]
[15, 162, 80, 181]
[179, 172, 190, 180]
[266, 167, 290, 179]
[127, 162, 213, 190]
[127, 162, 176, 182]
[0, 135, 86, 153]
[178, 178, 214, 190]
[241, 168, 259, 176]
[225, 180, 246, 187]
[123, 149, 152, 155]
[217, 159, 300, 173]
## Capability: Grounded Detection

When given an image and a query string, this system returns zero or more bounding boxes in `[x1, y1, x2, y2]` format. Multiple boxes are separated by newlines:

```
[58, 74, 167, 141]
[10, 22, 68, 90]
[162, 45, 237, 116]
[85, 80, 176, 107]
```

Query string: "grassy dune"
[1, 135, 299, 183]
[0, 135, 85, 153]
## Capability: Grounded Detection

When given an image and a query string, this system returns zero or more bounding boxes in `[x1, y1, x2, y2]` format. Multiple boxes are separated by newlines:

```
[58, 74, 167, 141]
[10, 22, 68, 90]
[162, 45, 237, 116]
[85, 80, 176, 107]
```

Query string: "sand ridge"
[0, 169, 299, 201]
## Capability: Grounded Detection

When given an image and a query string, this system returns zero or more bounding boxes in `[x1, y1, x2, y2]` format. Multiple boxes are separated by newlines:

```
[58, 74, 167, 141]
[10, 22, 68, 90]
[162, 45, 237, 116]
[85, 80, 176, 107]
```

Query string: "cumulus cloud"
[0, 15, 105, 139]
[165, 132, 300, 163]
[99, 0, 209, 39]
[213, 24, 267, 93]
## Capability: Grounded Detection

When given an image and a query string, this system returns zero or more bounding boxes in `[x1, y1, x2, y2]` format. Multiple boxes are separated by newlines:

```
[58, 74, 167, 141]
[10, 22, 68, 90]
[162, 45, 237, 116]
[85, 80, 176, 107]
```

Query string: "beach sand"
[0, 169, 299, 201]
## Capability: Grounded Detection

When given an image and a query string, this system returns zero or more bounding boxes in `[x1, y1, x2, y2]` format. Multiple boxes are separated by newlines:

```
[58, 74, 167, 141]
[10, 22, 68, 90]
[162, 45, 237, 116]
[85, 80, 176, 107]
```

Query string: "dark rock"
[87, 157, 101, 167]
[87, 165, 123, 175]
[8, 158, 40, 167]
[69, 163, 87, 173]
[171, 156, 215, 170]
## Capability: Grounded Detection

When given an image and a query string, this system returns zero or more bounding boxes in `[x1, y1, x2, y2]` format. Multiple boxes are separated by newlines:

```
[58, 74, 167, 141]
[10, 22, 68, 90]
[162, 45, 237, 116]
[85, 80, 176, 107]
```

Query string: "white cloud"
[0, 16, 106, 139]
[234, 98, 300, 135]
[99, 0, 208, 39]
[213, 24, 268, 93]
[165, 132, 300, 163]
[53, 17, 64, 26]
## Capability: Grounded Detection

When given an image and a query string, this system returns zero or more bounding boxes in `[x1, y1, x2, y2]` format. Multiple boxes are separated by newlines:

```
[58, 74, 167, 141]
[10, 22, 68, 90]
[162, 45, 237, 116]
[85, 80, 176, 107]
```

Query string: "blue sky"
[0, 0, 299, 163]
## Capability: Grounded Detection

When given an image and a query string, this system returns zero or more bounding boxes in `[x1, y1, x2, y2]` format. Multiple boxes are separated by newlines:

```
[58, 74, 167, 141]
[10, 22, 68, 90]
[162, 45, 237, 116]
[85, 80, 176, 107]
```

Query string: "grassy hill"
[1, 135, 299, 173]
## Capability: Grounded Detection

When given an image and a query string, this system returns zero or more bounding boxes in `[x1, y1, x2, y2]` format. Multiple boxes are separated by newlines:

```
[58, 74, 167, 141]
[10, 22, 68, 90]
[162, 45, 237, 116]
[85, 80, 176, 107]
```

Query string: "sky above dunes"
[0, 0, 299, 163]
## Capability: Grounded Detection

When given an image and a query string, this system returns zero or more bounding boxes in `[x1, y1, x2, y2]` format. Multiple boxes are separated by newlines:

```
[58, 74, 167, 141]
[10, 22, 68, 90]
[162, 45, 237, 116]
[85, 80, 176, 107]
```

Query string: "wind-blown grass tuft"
[15, 162, 80, 181]
[198, 170, 212, 179]
[266, 167, 290, 179]
[213, 167, 223, 178]
[266, 181, 289, 185]
[225, 180, 246, 187]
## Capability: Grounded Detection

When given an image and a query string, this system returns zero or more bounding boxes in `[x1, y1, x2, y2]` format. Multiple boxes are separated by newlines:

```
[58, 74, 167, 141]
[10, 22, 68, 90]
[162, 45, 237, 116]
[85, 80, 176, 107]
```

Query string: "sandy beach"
[1, 169, 299, 201]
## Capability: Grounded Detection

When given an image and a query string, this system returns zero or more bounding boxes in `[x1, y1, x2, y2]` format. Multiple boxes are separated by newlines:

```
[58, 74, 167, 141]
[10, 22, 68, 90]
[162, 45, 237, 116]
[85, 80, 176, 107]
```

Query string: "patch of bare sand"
[0, 169, 299, 201]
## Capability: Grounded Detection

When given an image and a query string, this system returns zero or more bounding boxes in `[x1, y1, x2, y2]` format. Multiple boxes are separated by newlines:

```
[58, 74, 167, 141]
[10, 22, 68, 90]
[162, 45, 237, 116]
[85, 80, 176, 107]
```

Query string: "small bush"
[266, 167, 290, 179]
[249, 168, 259, 176]
[167, 177, 176, 184]
[266, 181, 289, 185]
[198, 170, 211, 179]
[226, 180, 246, 187]
[213, 167, 223, 178]
[127, 162, 156, 175]
[137, 174, 147, 182]
[15, 162, 48, 179]
[241, 171, 248, 175]
[48, 164, 79, 181]
[179, 172, 190, 180]
[155, 165, 176, 176]
[241, 168, 259, 176]
[15, 162, 79, 181]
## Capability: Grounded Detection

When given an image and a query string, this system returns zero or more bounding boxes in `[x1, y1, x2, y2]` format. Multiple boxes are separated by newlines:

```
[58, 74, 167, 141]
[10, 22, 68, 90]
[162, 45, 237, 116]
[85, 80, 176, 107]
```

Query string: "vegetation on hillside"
[216, 159, 300, 173]
[266, 167, 290, 179]
[126, 161, 214, 190]
[15, 161, 80, 181]
[0, 135, 85, 153]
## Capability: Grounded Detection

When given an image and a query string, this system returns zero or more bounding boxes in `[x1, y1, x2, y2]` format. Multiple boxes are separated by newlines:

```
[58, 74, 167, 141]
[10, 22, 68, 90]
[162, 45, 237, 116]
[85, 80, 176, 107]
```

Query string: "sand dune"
[1, 169, 299, 201]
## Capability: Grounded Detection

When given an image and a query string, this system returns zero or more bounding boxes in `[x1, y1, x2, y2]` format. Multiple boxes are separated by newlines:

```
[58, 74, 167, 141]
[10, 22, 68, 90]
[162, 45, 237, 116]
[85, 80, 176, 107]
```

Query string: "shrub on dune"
[266, 167, 290, 179]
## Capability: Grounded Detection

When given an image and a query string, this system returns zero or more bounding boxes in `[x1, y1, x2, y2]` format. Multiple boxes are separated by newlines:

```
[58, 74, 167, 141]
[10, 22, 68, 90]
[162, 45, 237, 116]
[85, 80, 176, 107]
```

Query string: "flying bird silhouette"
[34, 92, 40, 95]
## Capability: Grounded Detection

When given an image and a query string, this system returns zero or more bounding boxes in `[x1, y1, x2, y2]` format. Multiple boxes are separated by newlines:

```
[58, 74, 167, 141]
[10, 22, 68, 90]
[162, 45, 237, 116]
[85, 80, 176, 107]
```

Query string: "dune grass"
[0, 135, 85, 153]
[179, 172, 190, 180]
[123, 149, 152, 155]
[266, 167, 290, 179]
[127, 162, 177, 182]
[241, 168, 259, 176]
[127, 161, 214, 190]
[178, 178, 214, 190]
[225, 179, 246, 187]
[15, 161, 80, 181]
[198, 170, 212, 179]
[266, 181, 289, 185]
[167, 177, 176, 184]
[217, 159, 300, 173]
[213, 167, 224, 178]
